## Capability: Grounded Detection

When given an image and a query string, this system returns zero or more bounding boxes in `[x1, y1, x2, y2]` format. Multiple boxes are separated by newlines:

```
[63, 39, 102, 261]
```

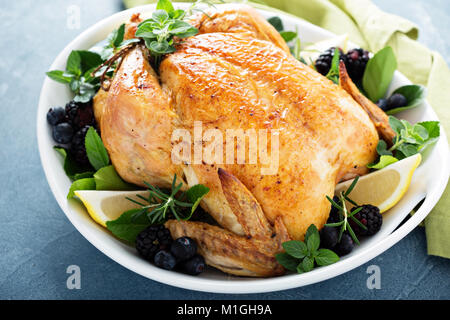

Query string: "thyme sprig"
[325, 177, 367, 244]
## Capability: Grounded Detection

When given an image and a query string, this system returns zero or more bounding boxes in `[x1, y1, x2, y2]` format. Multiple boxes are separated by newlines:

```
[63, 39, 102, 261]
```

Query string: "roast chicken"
[93, 5, 394, 276]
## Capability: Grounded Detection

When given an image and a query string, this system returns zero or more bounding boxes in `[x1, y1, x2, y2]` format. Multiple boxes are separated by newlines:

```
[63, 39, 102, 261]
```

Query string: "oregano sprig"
[276, 224, 340, 273]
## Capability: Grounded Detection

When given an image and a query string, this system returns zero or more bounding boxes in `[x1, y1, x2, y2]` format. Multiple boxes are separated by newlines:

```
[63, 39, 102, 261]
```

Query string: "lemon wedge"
[335, 154, 422, 213]
[74, 190, 149, 227]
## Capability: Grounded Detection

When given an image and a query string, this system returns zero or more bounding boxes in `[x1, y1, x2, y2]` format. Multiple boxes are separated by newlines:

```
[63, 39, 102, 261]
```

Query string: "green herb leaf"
[275, 252, 299, 272]
[305, 224, 320, 253]
[186, 184, 210, 217]
[282, 241, 308, 259]
[46, 70, 73, 84]
[267, 16, 283, 32]
[386, 85, 426, 115]
[280, 31, 297, 43]
[362, 46, 397, 102]
[85, 127, 110, 170]
[388, 116, 403, 136]
[73, 171, 95, 180]
[367, 155, 399, 169]
[301, 256, 314, 272]
[325, 48, 340, 84]
[67, 178, 96, 199]
[106, 209, 151, 243]
[156, 0, 175, 14]
[113, 24, 126, 48]
[315, 249, 340, 266]
[376, 140, 393, 156]
[94, 165, 135, 191]
[66, 51, 82, 75]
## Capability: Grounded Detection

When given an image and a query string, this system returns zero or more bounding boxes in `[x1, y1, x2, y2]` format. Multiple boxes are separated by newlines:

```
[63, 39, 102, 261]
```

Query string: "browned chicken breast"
[95, 5, 389, 276]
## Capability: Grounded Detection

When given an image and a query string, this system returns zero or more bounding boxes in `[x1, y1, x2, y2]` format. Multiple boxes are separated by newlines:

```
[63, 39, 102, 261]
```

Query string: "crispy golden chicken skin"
[95, 5, 384, 276]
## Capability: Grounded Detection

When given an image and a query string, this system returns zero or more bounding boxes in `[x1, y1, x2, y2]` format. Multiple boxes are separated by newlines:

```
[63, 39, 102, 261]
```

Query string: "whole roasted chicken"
[94, 5, 394, 276]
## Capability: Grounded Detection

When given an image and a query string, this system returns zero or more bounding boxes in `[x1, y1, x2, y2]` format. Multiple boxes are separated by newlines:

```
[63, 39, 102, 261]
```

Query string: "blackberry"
[47, 107, 66, 126]
[52, 122, 73, 144]
[70, 126, 91, 166]
[171, 237, 197, 262]
[314, 47, 345, 76]
[65, 100, 95, 131]
[320, 226, 339, 249]
[344, 48, 370, 82]
[327, 196, 341, 223]
[334, 233, 354, 256]
[387, 93, 408, 110]
[350, 205, 382, 236]
[180, 254, 206, 275]
[136, 225, 173, 261]
[154, 250, 177, 270]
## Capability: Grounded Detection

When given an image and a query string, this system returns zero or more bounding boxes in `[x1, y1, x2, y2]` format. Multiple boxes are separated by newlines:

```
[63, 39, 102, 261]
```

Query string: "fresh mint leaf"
[363, 46, 397, 102]
[77, 51, 103, 73]
[301, 256, 314, 272]
[66, 51, 82, 75]
[85, 127, 109, 170]
[306, 229, 320, 254]
[315, 249, 340, 266]
[94, 165, 135, 191]
[304, 224, 318, 245]
[46, 70, 73, 84]
[67, 178, 96, 199]
[282, 241, 308, 259]
[275, 252, 299, 272]
[367, 155, 398, 169]
[106, 209, 151, 243]
[386, 85, 426, 115]
[267, 16, 283, 32]
[280, 31, 297, 43]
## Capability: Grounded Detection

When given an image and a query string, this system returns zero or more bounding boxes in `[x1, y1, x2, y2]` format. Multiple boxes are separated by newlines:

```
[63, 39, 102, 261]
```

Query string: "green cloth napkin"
[123, 0, 450, 258]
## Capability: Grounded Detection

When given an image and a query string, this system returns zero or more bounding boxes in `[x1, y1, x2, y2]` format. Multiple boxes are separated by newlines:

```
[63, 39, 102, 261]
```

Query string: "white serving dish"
[37, 3, 449, 294]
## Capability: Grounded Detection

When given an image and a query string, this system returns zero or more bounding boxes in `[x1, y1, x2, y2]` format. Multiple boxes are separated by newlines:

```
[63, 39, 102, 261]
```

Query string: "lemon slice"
[335, 154, 422, 213]
[74, 190, 149, 227]
[300, 34, 349, 64]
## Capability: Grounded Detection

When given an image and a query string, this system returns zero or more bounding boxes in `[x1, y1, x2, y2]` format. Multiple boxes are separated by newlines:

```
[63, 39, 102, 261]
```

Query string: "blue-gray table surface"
[0, 0, 449, 300]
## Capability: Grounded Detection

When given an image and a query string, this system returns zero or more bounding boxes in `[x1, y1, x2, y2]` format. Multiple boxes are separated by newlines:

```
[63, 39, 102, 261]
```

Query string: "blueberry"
[320, 226, 339, 249]
[334, 233, 354, 256]
[154, 250, 177, 270]
[171, 237, 197, 262]
[376, 98, 389, 111]
[387, 93, 408, 109]
[47, 107, 66, 126]
[52, 122, 73, 144]
[180, 254, 206, 275]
